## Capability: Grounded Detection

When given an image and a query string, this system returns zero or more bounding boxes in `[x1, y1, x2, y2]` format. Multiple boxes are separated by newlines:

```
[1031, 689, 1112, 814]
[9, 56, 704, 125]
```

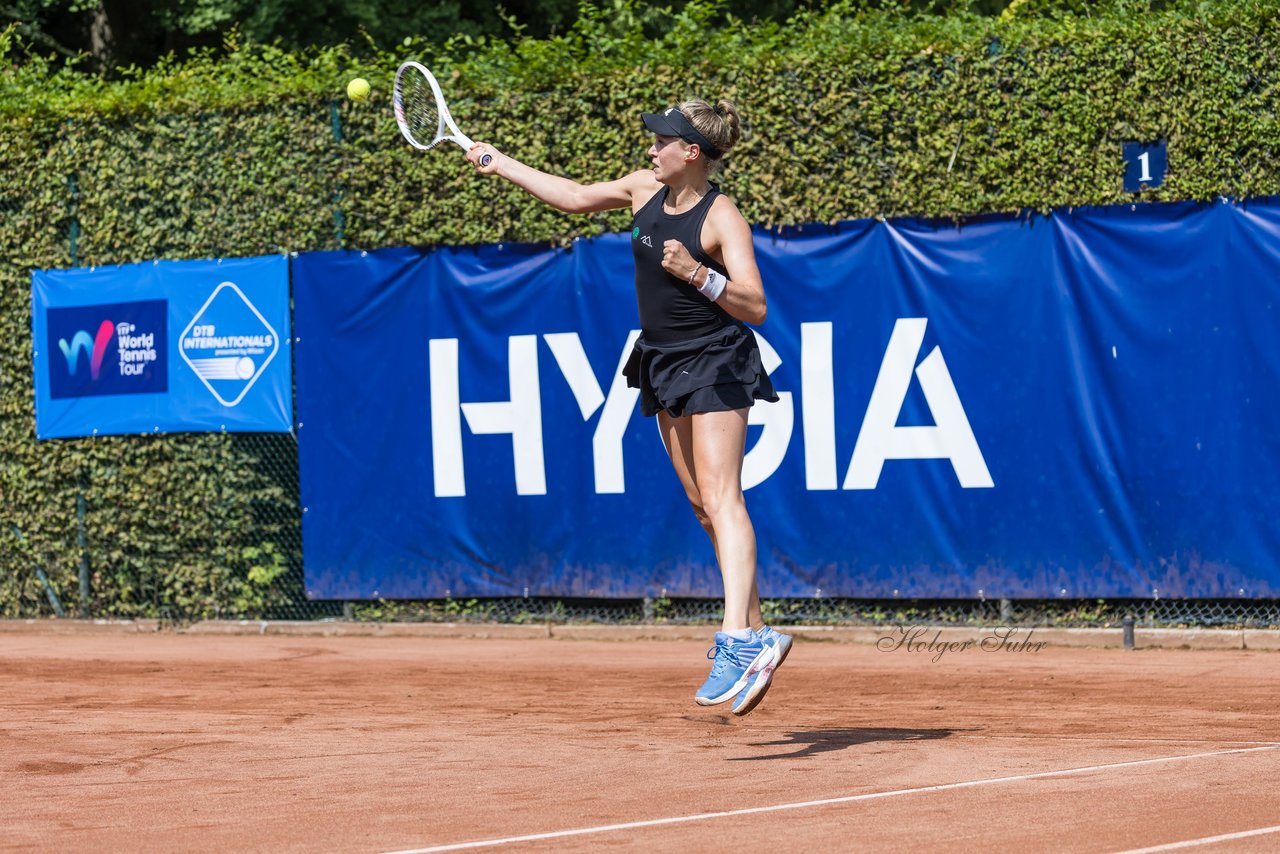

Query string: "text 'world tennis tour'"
[116, 323, 158, 375]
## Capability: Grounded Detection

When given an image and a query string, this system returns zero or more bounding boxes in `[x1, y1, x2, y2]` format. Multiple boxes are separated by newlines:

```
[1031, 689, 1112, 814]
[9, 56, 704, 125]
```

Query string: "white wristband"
[698, 268, 727, 301]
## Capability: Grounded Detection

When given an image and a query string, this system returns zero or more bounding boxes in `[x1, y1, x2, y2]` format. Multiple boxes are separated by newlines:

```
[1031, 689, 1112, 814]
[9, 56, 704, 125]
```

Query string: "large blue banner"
[294, 199, 1280, 600]
[32, 255, 292, 438]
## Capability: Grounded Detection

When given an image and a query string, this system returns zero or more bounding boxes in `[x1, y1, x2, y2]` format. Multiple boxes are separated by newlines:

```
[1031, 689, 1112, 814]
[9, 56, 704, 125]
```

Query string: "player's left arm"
[699, 198, 767, 325]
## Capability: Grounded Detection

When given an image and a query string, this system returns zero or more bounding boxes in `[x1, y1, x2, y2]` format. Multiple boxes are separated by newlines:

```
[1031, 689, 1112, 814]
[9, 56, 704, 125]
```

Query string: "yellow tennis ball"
[346, 78, 370, 101]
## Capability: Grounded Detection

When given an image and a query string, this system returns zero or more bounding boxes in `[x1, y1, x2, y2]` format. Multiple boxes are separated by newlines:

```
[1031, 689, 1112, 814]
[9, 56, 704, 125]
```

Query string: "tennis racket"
[393, 61, 491, 167]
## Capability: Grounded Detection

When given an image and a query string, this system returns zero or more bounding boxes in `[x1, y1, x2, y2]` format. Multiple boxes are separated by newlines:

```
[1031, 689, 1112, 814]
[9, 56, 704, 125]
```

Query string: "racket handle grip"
[480, 153, 492, 167]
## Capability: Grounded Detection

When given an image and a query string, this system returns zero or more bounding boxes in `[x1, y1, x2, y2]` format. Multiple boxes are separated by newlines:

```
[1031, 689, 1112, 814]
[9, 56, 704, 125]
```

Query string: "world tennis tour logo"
[179, 281, 279, 407]
[48, 300, 168, 399]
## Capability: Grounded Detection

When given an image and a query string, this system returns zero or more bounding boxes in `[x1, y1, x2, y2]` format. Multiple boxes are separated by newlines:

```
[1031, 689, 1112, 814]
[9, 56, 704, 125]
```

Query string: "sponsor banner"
[293, 200, 1280, 600]
[32, 256, 291, 438]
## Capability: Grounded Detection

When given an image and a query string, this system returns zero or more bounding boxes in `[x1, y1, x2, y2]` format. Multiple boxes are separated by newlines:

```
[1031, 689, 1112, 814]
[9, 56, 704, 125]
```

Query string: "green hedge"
[2, 0, 1278, 618]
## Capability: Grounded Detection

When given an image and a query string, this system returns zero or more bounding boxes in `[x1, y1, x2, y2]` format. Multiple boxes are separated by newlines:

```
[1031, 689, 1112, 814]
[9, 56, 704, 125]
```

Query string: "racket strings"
[401, 74, 441, 148]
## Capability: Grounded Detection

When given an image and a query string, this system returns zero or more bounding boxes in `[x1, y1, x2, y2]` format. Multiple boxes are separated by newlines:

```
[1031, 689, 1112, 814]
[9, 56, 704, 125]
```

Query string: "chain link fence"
[310, 596, 1280, 629]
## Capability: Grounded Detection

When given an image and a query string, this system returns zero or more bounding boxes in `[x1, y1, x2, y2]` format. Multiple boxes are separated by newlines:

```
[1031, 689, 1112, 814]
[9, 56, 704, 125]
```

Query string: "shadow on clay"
[731, 727, 957, 760]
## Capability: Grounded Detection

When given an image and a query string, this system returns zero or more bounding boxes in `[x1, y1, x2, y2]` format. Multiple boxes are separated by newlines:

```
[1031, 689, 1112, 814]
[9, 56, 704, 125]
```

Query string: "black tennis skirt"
[623, 323, 779, 418]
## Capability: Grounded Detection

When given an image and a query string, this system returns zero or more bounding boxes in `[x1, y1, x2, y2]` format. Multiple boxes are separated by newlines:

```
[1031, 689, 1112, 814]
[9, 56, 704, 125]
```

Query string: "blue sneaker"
[760, 625, 793, 667]
[695, 630, 773, 706]
[731, 625, 793, 716]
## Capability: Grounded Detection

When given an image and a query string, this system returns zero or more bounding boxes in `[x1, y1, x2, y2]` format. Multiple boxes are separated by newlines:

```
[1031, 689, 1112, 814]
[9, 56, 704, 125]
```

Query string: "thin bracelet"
[687, 262, 704, 286]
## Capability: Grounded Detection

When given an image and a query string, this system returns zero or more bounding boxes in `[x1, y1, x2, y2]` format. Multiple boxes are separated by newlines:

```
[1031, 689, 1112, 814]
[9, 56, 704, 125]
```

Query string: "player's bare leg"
[661, 408, 782, 713]
[658, 409, 762, 632]
[688, 408, 757, 633]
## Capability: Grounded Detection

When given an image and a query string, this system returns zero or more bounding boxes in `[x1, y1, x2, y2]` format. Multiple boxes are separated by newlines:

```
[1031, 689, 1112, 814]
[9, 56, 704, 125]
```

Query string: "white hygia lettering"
[428, 318, 990, 497]
[843, 318, 993, 489]
[543, 331, 640, 495]
[430, 336, 544, 497]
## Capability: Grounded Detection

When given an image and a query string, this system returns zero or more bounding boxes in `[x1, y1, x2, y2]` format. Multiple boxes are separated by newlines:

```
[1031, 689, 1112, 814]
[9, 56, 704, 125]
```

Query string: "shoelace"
[704, 640, 735, 677]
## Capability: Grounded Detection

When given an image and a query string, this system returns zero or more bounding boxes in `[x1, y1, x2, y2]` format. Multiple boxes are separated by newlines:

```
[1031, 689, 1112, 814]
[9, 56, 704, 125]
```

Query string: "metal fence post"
[330, 100, 346, 248]
[76, 472, 90, 613]
[67, 172, 80, 266]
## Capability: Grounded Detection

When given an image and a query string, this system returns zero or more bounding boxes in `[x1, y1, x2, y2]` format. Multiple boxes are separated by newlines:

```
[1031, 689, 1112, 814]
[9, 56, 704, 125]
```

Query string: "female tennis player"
[465, 99, 791, 716]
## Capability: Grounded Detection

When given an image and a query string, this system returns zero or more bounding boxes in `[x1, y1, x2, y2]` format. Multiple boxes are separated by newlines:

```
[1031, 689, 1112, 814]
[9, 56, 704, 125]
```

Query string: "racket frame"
[393, 61, 477, 153]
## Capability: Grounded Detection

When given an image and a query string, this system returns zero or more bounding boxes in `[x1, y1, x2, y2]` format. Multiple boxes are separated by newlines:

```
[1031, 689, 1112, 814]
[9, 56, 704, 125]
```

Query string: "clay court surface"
[2, 628, 1278, 853]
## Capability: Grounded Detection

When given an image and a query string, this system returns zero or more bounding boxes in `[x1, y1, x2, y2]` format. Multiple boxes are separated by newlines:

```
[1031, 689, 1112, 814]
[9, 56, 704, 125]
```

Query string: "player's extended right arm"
[466, 143, 642, 214]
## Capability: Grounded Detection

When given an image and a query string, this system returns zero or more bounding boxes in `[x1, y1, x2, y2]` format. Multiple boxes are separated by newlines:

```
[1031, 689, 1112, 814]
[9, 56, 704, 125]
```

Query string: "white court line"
[1114, 824, 1280, 852]
[384, 744, 1280, 854]
[959, 734, 1280, 747]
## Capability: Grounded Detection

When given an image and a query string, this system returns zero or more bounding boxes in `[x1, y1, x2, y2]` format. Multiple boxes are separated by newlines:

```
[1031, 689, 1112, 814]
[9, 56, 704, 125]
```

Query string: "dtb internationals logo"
[179, 281, 279, 407]
[47, 300, 168, 399]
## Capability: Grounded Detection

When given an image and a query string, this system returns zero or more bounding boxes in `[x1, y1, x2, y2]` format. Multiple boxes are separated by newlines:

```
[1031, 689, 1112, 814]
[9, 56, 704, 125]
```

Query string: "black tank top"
[630, 184, 736, 342]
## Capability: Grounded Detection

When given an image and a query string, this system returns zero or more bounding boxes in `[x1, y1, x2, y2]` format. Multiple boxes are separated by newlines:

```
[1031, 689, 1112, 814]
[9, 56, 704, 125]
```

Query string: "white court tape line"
[1113, 824, 1280, 853]
[383, 744, 1280, 854]
[959, 734, 1280, 747]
